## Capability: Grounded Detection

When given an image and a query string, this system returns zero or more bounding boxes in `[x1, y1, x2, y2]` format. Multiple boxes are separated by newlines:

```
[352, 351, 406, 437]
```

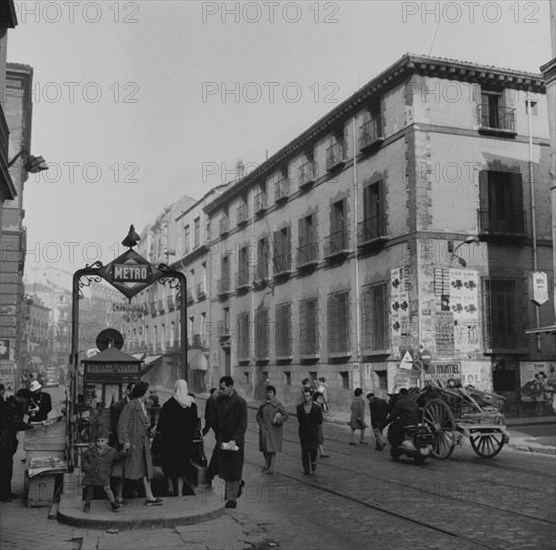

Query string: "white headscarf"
[173, 379, 192, 408]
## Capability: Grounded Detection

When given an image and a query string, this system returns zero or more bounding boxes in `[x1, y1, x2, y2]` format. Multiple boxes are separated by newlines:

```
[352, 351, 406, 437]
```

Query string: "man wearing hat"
[28, 380, 52, 422]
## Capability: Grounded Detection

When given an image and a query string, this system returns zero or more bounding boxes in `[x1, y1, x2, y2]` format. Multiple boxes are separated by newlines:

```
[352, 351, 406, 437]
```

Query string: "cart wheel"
[423, 398, 456, 459]
[469, 430, 505, 458]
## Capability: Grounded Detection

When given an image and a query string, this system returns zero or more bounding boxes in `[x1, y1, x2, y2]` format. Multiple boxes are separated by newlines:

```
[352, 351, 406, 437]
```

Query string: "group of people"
[0, 380, 53, 502]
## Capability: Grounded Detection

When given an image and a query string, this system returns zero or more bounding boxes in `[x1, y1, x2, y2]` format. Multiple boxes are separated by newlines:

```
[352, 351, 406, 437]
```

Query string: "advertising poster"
[449, 269, 480, 353]
[520, 361, 556, 402]
[0, 363, 16, 395]
[424, 362, 462, 387]
[390, 268, 409, 359]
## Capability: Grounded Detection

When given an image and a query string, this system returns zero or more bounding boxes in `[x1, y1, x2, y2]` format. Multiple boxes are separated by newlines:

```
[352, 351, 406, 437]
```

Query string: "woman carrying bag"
[256, 385, 288, 475]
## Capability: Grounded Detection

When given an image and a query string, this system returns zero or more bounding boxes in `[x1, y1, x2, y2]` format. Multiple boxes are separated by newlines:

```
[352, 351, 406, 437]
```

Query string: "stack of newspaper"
[27, 456, 68, 478]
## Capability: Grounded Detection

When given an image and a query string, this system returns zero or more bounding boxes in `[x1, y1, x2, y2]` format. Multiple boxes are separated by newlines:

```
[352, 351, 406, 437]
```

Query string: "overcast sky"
[9, 0, 552, 274]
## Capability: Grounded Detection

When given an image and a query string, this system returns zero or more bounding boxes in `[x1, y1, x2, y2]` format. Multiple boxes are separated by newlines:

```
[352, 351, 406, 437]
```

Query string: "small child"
[82, 429, 126, 513]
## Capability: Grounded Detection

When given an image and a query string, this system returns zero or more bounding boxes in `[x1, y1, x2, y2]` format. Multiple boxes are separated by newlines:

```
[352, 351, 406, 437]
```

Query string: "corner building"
[203, 54, 554, 418]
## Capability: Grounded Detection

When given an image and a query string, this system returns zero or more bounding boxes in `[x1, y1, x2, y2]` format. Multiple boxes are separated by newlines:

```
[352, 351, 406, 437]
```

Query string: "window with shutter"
[275, 303, 292, 359]
[327, 290, 350, 357]
[300, 298, 319, 357]
[361, 282, 388, 353]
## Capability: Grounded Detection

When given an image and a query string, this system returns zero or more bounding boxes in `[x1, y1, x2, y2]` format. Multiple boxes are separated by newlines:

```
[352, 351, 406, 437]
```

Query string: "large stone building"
[139, 54, 555, 417]
[0, 63, 34, 391]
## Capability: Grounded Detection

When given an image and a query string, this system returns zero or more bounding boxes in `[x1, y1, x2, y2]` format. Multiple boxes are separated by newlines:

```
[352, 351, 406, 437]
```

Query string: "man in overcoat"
[296, 388, 323, 475]
[215, 376, 247, 508]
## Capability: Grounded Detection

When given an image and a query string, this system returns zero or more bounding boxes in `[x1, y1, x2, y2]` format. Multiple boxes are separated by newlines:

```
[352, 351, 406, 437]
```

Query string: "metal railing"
[236, 268, 250, 288]
[273, 252, 292, 275]
[275, 177, 290, 202]
[255, 191, 267, 213]
[217, 277, 231, 295]
[326, 142, 346, 171]
[196, 280, 207, 299]
[219, 216, 229, 235]
[298, 161, 317, 187]
[237, 203, 248, 225]
[478, 103, 516, 133]
[358, 214, 387, 244]
[324, 229, 350, 257]
[478, 210, 525, 238]
[297, 241, 319, 267]
[359, 117, 383, 150]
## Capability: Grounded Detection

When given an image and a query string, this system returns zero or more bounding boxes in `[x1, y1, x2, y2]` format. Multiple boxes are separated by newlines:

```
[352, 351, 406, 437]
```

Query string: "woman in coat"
[157, 379, 198, 496]
[117, 382, 162, 506]
[349, 388, 367, 445]
[256, 385, 288, 475]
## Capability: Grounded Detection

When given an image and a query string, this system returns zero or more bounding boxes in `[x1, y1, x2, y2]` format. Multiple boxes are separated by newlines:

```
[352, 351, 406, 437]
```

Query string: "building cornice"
[204, 53, 546, 214]
[540, 58, 556, 84]
[0, 0, 18, 28]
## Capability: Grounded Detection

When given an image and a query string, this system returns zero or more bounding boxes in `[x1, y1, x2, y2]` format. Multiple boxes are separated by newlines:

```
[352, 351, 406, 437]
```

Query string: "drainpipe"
[352, 117, 362, 361]
[527, 95, 542, 352]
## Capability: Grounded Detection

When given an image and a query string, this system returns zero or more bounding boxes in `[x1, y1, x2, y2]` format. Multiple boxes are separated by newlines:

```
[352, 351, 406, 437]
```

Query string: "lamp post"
[7, 149, 49, 173]
[447, 236, 478, 268]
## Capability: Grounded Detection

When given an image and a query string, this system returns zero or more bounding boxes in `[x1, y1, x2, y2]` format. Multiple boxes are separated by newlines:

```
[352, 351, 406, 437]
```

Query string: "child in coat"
[82, 429, 126, 513]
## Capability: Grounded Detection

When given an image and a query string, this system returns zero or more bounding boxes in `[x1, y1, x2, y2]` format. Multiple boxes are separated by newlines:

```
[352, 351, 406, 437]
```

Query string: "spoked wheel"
[423, 398, 456, 459]
[469, 430, 505, 458]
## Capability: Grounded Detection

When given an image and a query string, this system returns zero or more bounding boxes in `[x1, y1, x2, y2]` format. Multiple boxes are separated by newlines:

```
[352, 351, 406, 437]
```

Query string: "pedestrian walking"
[349, 388, 368, 445]
[157, 379, 198, 497]
[296, 388, 323, 475]
[215, 376, 247, 509]
[366, 392, 389, 450]
[312, 392, 329, 458]
[315, 377, 329, 413]
[27, 380, 52, 422]
[82, 429, 126, 513]
[299, 378, 313, 404]
[117, 382, 163, 506]
[256, 385, 288, 475]
[0, 389, 33, 501]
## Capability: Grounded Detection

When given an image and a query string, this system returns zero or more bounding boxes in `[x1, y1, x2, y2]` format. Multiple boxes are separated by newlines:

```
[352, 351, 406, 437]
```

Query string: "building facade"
[0, 63, 33, 392]
[202, 54, 554, 416]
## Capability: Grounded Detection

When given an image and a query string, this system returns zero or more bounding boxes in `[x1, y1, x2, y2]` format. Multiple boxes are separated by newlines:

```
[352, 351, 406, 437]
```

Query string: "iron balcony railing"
[219, 216, 229, 235]
[478, 210, 526, 238]
[236, 268, 250, 289]
[273, 252, 292, 275]
[324, 229, 350, 258]
[326, 142, 346, 171]
[298, 161, 317, 188]
[237, 203, 248, 225]
[167, 295, 175, 311]
[275, 177, 290, 202]
[217, 277, 231, 295]
[359, 118, 383, 151]
[256, 259, 269, 281]
[478, 103, 516, 133]
[357, 214, 387, 245]
[186, 287, 194, 304]
[297, 241, 319, 268]
[196, 280, 207, 299]
[255, 191, 267, 213]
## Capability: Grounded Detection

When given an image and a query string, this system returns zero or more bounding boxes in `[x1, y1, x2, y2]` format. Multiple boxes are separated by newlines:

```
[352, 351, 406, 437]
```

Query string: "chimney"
[236, 159, 245, 181]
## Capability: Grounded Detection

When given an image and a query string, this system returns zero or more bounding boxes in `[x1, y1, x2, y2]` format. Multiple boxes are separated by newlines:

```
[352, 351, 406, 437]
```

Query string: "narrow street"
[0, 386, 554, 550]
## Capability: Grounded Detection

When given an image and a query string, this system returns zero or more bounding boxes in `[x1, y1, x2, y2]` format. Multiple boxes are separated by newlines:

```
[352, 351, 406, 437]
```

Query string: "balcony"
[324, 229, 351, 260]
[186, 287, 194, 304]
[255, 191, 267, 214]
[298, 161, 317, 189]
[217, 277, 231, 297]
[236, 268, 250, 291]
[275, 177, 290, 203]
[359, 118, 384, 151]
[273, 252, 292, 278]
[237, 203, 248, 226]
[196, 280, 207, 300]
[297, 241, 319, 269]
[218, 321, 231, 347]
[477, 104, 516, 136]
[165, 340, 180, 353]
[192, 334, 207, 349]
[157, 299, 165, 314]
[478, 210, 526, 240]
[219, 216, 230, 236]
[255, 261, 269, 286]
[326, 142, 346, 172]
[0, 108, 15, 202]
[358, 214, 387, 248]
[167, 295, 175, 311]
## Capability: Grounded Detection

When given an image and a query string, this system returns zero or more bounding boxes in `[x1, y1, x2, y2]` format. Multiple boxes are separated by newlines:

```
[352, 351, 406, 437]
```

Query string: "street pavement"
[0, 387, 554, 550]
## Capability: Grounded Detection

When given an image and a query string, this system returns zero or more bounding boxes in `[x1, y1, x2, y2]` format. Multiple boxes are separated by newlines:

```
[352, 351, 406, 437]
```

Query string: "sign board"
[399, 351, 413, 370]
[113, 303, 147, 313]
[84, 363, 142, 378]
[531, 271, 549, 306]
[0, 306, 16, 316]
[519, 361, 556, 402]
[424, 362, 461, 386]
[99, 249, 162, 299]
[420, 349, 432, 366]
[0, 339, 10, 360]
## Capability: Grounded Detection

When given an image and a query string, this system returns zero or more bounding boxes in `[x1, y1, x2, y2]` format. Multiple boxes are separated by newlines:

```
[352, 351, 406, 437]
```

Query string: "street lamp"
[8, 149, 49, 173]
[447, 236, 478, 268]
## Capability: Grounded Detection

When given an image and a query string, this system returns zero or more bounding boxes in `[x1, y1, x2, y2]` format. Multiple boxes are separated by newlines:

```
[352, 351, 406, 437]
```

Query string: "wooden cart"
[417, 385, 510, 459]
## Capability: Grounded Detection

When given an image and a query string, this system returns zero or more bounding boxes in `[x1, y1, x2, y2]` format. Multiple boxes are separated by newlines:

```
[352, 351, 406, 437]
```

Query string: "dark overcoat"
[157, 397, 198, 477]
[117, 399, 153, 480]
[296, 402, 322, 450]
[215, 390, 247, 481]
[82, 445, 126, 486]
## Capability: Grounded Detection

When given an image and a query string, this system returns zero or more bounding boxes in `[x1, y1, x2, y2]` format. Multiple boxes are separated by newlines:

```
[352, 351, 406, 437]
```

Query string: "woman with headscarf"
[157, 379, 198, 496]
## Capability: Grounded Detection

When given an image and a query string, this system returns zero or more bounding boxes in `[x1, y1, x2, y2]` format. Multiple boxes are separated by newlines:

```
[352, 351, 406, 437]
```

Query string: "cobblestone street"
[1, 397, 555, 550]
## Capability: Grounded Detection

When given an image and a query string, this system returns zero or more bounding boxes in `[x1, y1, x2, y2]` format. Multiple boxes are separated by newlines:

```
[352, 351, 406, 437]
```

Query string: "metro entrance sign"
[99, 249, 162, 299]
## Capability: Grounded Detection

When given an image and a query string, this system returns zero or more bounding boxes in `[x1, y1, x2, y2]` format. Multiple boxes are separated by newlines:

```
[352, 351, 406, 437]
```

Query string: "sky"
[8, 0, 553, 275]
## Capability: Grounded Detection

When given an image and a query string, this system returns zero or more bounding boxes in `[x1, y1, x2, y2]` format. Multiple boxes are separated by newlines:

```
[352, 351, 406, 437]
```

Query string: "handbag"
[272, 411, 287, 426]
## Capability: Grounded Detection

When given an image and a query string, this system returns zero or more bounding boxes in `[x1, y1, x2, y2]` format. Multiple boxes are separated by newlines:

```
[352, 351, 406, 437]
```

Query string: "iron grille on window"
[478, 102, 516, 133]
[324, 229, 350, 257]
[327, 291, 350, 356]
[359, 115, 383, 150]
[275, 303, 292, 359]
[275, 177, 290, 202]
[361, 282, 388, 352]
[482, 278, 524, 351]
[299, 298, 319, 357]
[298, 160, 317, 187]
[326, 141, 346, 171]
[255, 309, 270, 360]
[255, 189, 267, 213]
[237, 313, 250, 361]
[237, 203, 248, 225]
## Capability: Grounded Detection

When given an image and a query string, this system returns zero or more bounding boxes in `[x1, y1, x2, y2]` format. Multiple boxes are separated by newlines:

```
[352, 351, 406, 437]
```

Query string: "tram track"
[237, 422, 556, 531]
